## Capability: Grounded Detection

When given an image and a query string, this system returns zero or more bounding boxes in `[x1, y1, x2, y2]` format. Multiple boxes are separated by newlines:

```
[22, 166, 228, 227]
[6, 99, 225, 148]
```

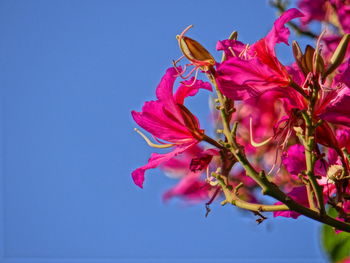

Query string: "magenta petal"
[162, 172, 210, 202]
[335, 1, 350, 33]
[273, 209, 301, 219]
[131, 142, 196, 188]
[215, 9, 303, 101]
[131, 102, 192, 142]
[216, 39, 247, 59]
[282, 144, 306, 179]
[273, 186, 309, 219]
[283, 144, 326, 178]
[265, 8, 304, 50]
[216, 57, 287, 100]
[320, 86, 350, 127]
[155, 67, 183, 121]
[174, 78, 212, 104]
[155, 67, 178, 102]
[335, 60, 350, 88]
[298, 0, 326, 25]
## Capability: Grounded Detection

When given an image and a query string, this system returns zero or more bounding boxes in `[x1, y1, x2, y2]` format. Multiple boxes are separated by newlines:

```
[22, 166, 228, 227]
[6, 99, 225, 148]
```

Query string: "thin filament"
[183, 68, 199, 87]
[134, 128, 175, 148]
[177, 25, 193, 40]
[249, 117, 273, 147]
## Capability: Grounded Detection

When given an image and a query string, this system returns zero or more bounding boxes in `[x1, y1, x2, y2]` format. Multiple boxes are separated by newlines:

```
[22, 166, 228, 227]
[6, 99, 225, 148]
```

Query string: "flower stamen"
[228, 47, 237, 57]
[183, 68, 200, 87]
[249, 117, 273, 147]
[134, 128, 175, 148]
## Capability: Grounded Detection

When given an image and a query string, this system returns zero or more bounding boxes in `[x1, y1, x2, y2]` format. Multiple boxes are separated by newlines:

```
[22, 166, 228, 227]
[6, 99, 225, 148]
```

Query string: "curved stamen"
[267, 147, 282, 175]
[176, 25, 194, 41]
[183, 68, 200, 87]
[152, 135, 174, 145]
[134, 128, 175, 148]
[173, 62, 188, 77]
[180, 65, 197, 80]
[249, 117, 273, 147]
[228, 47, 237, 57]
[173, 55, 185, 65]
[239, 44, 251, 59]
[316, 29, 326, 52]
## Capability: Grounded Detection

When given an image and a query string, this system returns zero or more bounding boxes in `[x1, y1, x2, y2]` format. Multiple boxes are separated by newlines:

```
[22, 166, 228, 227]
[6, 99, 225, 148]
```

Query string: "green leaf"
[322, 208, 350, 262]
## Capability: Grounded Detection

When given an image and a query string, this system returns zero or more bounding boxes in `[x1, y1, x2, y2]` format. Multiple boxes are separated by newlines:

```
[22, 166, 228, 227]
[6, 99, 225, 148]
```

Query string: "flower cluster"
[131, 1, 350, 233]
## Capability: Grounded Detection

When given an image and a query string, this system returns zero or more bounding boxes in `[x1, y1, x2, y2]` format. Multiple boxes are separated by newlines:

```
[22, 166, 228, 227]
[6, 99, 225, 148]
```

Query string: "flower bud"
[177, 25, 216, 72]
[325, 34, 350, 76]
[292, 41, 305, 74]
[302, 45, 315, 74]
[313, 47, 325, 76]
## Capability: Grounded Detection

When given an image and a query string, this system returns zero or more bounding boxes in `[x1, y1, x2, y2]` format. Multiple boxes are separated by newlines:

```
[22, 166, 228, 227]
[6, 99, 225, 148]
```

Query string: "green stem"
[301, 107, 325, 215]
[306, 182, 317, 211]
[213, 176, 289, 212]
[202, 134, 224, 149]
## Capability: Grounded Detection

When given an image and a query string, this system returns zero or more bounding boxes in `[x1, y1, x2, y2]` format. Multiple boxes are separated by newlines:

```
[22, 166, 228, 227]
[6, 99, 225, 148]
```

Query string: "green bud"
[325, 34, 350, 76]
[292, 41, 305, 74]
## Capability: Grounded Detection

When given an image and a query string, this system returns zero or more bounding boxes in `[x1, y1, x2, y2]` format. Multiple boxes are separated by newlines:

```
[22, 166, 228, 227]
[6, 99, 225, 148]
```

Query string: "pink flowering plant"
[132, 0, 350, 261]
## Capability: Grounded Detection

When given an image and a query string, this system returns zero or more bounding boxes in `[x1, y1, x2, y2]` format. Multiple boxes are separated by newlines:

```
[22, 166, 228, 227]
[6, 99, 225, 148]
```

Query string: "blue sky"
[0, 0, 327, 262]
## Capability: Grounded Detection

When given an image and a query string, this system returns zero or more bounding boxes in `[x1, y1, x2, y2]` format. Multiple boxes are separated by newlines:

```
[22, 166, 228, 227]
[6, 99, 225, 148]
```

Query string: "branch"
[207, 72, 350, 233]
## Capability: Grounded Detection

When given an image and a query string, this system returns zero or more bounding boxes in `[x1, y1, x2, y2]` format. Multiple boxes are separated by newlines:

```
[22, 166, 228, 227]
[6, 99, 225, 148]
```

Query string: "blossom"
[161, 146, 218, 202]
[274, 186, 309, 219]
[131, 67, 212, 188]
[282, 144, 327, 180]
[319, 85, 350, 128]
[298, 0, 350, 33]
[269, 58, 350, 149]
[297, 0, 328, 25]
[331, 0, 350, 33]
[215, 8, 304, 100]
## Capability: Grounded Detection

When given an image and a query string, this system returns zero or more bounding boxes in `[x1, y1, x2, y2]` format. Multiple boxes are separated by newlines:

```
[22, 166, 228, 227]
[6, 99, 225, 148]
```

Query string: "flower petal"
[131, 101, 193, 142]
[320, 86, 350, 127]
[162, 172, 211, 202]
[174, 78, 212, 104]
[265, 8, 304, 50]
[131, 143, 196, 188]
[282, 144, 306, 179]
[273, 186, 309, 219]
[155, 67, 184, 121]
[216, 57, 288, 100]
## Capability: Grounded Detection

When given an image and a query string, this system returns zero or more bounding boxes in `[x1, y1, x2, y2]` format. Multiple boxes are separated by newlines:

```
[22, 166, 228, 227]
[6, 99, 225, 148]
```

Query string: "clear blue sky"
[0, 0, 327, 262]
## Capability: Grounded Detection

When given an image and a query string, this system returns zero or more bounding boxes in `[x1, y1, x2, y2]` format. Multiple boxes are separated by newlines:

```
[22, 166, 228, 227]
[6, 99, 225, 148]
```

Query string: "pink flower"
[215, 9, 304, 100]
[332, 0, 350, 33]
[131, 67, 212, 188]
[274, 61, 350, 148]
[282, 144, 327, 180]
[233, 91, 282, 155]
[298, 0, 350, 33]
[297, 0, 328, 25]
[328, 127, 350, 165]
[161, 146, 218, 202]
[279, 144, 337, 214]
[274, 186, 309, 219]
[319, 84, 350, 128]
